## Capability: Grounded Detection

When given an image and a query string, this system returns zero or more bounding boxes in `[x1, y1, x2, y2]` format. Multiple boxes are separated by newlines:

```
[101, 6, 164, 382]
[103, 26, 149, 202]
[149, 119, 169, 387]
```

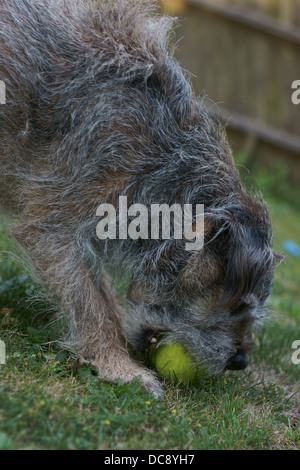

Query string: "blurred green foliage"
[235, 155, 300, 211]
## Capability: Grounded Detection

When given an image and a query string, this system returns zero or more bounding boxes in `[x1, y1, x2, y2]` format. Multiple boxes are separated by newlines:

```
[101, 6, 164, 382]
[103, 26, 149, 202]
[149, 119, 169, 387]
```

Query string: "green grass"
[0, 166, 299, 450]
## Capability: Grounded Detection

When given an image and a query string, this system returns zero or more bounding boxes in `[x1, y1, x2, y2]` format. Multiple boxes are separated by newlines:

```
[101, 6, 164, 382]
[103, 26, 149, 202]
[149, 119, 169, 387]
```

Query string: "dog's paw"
[138, 370, 164, 398]
[94, 355, 164, 398]
[114, 367, 164, 398]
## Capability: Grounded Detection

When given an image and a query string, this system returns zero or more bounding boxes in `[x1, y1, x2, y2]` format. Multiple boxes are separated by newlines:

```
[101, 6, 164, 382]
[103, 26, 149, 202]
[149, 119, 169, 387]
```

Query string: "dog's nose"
[226, 353, 248, 371]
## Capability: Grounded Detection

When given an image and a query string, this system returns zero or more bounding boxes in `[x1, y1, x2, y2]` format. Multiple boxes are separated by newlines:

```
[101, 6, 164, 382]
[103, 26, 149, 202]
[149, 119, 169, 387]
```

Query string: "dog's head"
[124, 193, 282, 375]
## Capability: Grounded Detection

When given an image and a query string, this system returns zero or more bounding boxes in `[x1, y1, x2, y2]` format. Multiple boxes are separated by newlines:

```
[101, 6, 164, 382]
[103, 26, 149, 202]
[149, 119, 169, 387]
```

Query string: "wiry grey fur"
[0, 0, 280, 395]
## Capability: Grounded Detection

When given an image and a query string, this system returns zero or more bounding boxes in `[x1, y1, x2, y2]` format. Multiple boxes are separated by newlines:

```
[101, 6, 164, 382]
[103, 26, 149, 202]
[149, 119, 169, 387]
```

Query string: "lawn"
[0, 164, 299, 450]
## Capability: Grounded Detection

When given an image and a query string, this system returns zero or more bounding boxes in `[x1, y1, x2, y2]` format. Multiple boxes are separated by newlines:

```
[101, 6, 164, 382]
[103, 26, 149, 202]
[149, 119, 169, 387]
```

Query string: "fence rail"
[164, 0, 300, 181]
[188, 0, 300, 45]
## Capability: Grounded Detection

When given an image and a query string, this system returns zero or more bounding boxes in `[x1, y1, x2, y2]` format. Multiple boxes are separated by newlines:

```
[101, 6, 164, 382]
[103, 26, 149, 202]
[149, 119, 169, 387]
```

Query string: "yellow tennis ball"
[149, 343, 204, 384]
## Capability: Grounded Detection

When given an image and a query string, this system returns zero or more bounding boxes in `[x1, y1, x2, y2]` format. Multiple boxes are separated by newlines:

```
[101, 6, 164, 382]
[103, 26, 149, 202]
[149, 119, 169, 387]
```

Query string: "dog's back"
[0, 0, 173, 212]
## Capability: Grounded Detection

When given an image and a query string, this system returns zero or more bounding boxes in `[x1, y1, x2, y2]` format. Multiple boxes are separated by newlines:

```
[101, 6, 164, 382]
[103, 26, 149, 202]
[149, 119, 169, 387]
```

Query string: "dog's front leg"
[12, 222, 163, 396]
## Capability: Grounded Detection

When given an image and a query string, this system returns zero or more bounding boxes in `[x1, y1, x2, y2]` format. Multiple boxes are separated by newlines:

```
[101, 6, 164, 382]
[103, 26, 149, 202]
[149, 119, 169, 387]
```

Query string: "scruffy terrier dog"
[0, 0, 280, 396]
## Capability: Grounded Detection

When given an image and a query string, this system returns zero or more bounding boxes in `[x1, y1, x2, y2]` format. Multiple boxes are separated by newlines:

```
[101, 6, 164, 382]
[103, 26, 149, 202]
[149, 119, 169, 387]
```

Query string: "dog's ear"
[217, 203, 277, 310]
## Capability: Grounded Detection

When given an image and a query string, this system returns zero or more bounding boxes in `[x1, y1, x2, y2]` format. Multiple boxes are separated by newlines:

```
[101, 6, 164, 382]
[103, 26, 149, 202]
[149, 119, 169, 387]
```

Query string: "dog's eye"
[231, 302, 249, 315]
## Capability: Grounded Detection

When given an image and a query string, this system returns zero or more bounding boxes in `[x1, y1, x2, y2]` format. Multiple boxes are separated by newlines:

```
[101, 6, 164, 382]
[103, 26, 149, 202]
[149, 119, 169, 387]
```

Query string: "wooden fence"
[160, 0, 300, 182]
